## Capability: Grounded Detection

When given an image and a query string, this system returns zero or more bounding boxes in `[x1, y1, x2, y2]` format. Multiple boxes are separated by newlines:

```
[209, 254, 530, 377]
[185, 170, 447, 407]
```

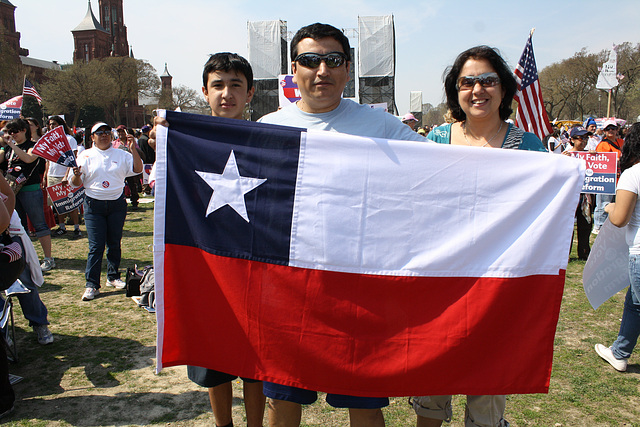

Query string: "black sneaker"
[53, 227, 67, 236]
[72, 229, 82, 239]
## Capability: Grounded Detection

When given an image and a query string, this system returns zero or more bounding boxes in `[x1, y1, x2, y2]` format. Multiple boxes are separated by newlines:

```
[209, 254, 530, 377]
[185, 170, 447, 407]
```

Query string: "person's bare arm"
[605, 189, 638, 227]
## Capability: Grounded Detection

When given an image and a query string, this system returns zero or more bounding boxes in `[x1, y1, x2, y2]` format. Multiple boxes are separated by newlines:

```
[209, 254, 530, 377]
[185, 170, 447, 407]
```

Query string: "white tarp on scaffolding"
[248, 21, 285, 79]
[358, 15, 395, 77]
[410, 91, 423, 113]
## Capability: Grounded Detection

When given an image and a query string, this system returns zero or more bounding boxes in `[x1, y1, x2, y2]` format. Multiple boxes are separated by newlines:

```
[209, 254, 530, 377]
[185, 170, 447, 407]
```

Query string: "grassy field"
[3, 200, 638, 426]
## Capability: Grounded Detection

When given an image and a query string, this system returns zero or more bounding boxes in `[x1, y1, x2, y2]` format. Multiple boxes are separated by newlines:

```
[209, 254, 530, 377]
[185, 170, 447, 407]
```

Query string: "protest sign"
[583, 220, 629, 309]
[33, 126, 77, 168]
[568, 151, 617, 194]
[0, 95, 22, 120]
[46, 182, 85, 215]
[278, 74, 301, 107]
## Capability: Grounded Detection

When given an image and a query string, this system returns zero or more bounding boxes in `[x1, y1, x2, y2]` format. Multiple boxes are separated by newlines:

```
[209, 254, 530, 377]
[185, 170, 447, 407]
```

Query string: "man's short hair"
[202, 52, 254, 91]
[290, 23, 351, 62]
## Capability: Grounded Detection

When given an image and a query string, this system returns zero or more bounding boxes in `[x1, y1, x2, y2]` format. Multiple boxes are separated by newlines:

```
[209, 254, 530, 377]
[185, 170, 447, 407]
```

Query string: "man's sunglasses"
[456, 72, 501, 91]
[93, 130, 111, 136]
[294, 52, 348, 69]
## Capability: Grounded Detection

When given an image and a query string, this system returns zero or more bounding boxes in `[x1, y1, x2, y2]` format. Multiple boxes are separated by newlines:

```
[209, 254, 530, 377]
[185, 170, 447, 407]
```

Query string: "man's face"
[292, 37, 350, 114]
[202, 70, 255, 120]
[587, 124, 596, 133]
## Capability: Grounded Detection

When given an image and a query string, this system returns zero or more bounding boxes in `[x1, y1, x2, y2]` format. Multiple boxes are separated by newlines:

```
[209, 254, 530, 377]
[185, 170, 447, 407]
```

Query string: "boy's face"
[202, 70, 255, 119]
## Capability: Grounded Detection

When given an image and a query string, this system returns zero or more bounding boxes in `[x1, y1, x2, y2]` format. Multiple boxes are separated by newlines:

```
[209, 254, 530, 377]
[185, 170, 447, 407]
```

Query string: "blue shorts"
[187, 366, 260, 388]
[263, 382, 389, 409]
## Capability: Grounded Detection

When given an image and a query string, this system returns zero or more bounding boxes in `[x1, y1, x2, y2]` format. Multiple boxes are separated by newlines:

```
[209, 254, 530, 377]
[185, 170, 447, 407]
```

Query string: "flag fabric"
[0, 95, 22, 120]
[32, 126, 77, 168]
[514, 32, 554, 141]
[154, 110, 585, 397]
[22, 78, 42, 105]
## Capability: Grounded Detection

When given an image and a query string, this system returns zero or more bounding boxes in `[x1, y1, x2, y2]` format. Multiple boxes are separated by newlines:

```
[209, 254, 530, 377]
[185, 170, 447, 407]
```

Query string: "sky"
[14, 0, 640, 118]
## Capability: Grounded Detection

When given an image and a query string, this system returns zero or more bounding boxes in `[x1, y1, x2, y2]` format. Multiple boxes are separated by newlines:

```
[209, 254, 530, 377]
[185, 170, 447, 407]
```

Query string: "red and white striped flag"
[514, 31, 553, 140]
[23, 78, 42, 105]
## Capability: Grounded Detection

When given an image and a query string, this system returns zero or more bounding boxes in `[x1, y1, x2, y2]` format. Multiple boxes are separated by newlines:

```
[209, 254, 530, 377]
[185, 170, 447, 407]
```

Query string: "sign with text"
[46, 182, 85, 215]
[568, 152, 617, 194]
[0, 95, 22, 120]
[33, 126, 77, 167]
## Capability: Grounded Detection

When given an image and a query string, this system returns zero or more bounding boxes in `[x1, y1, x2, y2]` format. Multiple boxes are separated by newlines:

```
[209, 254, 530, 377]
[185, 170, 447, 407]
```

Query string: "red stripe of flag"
[160, 244, 564, 396]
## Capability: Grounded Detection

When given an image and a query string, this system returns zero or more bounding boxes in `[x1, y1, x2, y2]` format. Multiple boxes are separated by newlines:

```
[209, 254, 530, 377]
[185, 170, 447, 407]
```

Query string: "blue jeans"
[0, 237, 48, 326]
[612, 254, 640, 359]
[594, 194, 614, 229]
[15, 189, 50, 238]
[84, 194, 127, 289]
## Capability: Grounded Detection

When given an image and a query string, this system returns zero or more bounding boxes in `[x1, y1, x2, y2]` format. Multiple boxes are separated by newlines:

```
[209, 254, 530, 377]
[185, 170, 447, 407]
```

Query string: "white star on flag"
[196, 150, 267, 222]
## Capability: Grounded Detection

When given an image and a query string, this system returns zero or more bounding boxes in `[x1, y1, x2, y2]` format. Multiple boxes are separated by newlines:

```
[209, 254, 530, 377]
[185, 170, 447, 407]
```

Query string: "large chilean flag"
[154, 110, 585, 397]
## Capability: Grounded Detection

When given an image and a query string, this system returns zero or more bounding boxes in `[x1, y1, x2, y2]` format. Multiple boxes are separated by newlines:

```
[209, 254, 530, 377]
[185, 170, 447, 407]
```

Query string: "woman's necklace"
[462, 121, 503, 148]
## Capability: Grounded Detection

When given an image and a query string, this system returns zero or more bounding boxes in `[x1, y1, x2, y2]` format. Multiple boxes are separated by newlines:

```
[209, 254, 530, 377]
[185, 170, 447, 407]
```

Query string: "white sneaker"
[592, 227, 600, 235]
[81, 288, 99, 301]
[595, 344, 628, 372]
[106, 278, 126, 289]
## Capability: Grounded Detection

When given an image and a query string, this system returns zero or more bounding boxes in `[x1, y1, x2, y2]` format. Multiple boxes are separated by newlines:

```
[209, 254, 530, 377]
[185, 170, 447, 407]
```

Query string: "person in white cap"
[70, 122, 142, 301]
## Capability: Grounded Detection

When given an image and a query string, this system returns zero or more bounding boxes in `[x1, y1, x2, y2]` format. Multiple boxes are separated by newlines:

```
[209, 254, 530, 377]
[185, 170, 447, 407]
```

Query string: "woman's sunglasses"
[294, 52, 348, 69]
[456, 72, 501, 91]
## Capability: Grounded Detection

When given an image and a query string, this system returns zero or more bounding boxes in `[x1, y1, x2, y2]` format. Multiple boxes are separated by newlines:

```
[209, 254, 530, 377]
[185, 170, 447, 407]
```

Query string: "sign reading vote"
[569, 152, 617, 194]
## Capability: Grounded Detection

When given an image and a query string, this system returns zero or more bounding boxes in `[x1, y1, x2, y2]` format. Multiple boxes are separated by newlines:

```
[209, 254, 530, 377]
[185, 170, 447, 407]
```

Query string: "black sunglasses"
[7, 129, 23, 135]
[456, 72, 501, 91]
[294, 52, 348, 69]
[93, 130, 111, 136]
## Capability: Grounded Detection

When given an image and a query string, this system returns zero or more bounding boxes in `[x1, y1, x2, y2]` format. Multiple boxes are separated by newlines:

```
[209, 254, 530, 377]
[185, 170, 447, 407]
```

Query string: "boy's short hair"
[202, 52, 254, 91]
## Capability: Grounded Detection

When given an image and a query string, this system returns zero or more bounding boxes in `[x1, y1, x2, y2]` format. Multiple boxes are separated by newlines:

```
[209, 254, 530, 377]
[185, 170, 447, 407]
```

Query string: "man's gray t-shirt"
[258, 99, 426, 142]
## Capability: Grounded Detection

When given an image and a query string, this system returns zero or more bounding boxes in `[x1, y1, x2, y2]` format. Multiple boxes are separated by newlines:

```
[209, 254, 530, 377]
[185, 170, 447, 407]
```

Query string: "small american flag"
[23, 78, 42, 105]
[514, 31, 553, 141]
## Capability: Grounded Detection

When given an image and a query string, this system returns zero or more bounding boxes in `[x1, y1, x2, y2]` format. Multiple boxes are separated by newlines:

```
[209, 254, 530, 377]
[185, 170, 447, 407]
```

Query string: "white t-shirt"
[48, 134, 78, 178]
[616, 163, 640, 254]
[75, 145, 136, 200]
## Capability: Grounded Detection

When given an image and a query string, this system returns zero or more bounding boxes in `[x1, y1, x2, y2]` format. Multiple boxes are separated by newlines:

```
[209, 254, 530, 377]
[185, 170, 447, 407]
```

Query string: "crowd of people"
[0, 19, 638, 426]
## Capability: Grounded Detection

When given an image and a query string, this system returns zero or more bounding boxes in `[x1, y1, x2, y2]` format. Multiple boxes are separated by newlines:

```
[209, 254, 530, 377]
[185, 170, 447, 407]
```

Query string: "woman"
[595, 122, 640, 372]
[71, 122, 142, 301]
[412, 45, 546, 427]
[1, 118, 54, 272]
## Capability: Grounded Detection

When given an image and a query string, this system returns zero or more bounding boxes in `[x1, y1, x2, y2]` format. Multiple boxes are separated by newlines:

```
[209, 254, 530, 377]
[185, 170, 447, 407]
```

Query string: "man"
[115, 125, 141, 209]
[258, 22, 425, 427]
[46, 116, 82, 239]
[154, 52, 265, 427]
[401, 113, 419, 131]
[592, 119, 623, 234]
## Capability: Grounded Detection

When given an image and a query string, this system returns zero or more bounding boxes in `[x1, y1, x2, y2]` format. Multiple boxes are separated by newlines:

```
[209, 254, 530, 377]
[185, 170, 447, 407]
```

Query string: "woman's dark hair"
[48, 115, 71, 135]
[443, 45, 517, 122]
[25, 117, 43, 138]
[6, 118, 31, 142]
[620, 123, 640, 172]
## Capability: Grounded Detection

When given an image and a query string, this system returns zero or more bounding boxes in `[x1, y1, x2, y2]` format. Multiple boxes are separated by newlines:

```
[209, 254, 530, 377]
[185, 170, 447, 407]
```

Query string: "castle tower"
[72, 1, 110, 62]
[98, 0, 129, 57]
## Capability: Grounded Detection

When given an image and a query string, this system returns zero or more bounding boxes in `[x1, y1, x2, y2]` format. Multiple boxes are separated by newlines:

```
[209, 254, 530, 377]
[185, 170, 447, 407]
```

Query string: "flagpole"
[607, 89, 612, 118]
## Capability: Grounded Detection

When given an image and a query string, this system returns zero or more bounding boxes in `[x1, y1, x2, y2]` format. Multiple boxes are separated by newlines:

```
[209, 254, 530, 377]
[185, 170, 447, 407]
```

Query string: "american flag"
[514, 32, 553, 141]
[23, 78, 42, 105]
